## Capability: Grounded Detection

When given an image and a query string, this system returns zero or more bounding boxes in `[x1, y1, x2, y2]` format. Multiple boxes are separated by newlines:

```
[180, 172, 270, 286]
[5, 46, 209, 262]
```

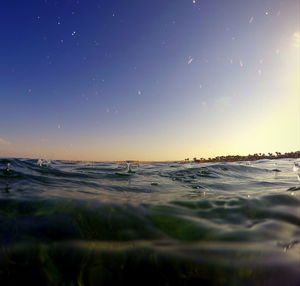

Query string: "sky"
[0, 0, 299, 161]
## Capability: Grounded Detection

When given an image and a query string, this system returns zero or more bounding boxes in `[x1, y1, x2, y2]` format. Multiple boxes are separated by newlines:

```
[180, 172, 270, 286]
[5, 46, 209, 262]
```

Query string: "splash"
[293, 162, 300, 181]
[3, 163, 11, 175]
[37, 158, 51, 167]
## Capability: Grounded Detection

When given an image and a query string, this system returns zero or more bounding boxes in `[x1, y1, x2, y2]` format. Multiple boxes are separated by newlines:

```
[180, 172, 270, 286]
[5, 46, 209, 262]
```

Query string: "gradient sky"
[0, 0, 299, 161]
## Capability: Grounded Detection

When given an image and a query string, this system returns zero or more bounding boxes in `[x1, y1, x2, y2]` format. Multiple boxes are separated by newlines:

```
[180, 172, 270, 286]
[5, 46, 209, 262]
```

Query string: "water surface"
[0, 158, 299, 285]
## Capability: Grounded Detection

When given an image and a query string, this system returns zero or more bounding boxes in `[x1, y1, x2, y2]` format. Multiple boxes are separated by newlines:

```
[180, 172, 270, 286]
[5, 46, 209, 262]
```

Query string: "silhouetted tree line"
[185, 151, 300, 163]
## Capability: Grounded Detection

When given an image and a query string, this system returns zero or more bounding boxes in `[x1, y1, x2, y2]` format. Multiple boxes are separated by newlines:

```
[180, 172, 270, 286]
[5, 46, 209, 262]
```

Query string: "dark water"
[0, 158, 299, 286]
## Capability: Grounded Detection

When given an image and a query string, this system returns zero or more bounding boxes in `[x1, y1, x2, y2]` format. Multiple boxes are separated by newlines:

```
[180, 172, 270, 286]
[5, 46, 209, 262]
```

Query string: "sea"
[0, 158, 299, 286]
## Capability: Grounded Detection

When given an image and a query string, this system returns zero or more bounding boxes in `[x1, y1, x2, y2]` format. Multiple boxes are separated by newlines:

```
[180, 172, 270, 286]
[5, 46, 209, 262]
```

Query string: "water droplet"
[187, 57, 194, 64]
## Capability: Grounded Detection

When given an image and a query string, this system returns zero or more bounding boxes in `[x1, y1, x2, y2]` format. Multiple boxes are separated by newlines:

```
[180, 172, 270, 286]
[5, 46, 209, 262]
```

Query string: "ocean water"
[0, 158, 299, 286]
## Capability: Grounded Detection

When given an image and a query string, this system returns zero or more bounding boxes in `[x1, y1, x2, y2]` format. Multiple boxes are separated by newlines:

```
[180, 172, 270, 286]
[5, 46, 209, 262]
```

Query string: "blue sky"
[0, 0, 299, 160]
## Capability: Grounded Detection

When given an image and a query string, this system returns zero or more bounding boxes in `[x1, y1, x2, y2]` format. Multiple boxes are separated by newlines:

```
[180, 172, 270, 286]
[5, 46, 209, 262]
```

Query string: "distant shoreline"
[182, 151, 300, 164]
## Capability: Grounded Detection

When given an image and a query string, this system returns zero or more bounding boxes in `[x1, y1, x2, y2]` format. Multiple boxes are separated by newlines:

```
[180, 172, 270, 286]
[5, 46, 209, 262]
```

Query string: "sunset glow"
[0, 0, 299, 161]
